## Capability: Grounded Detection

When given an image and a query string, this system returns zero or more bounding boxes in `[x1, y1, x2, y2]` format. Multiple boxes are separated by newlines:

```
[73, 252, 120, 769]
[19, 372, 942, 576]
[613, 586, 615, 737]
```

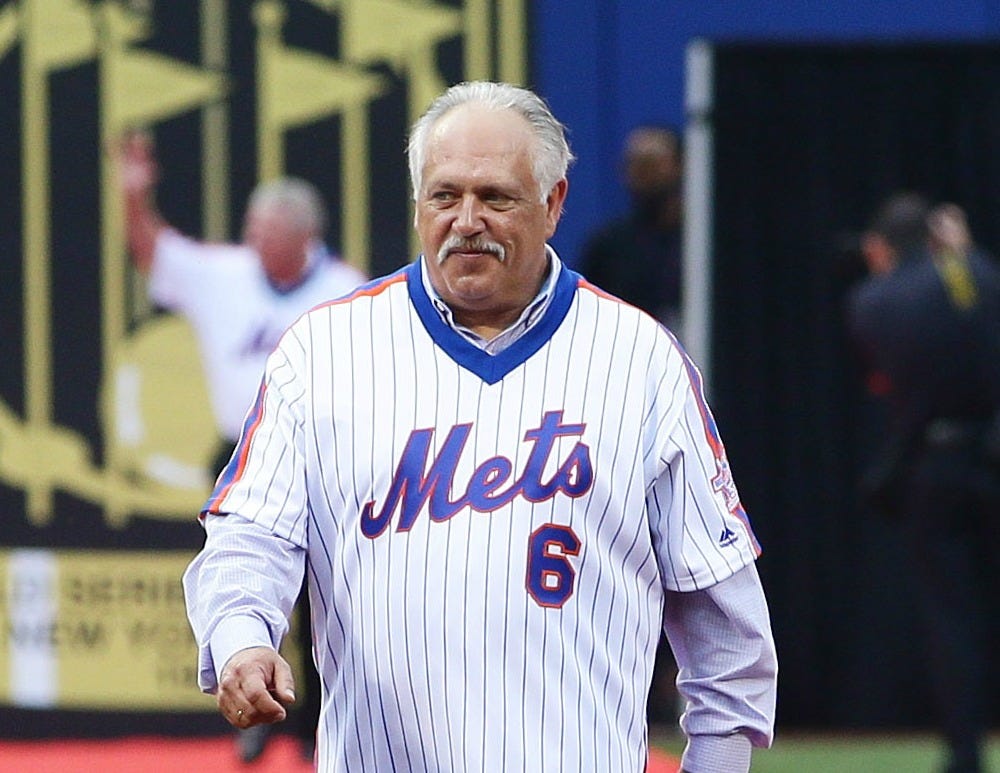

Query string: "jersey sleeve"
[647, 334, 762, 592]
[146, 230, 200, 310]
[147, 230, 248, 313]
[202, 328, 311, 548]
[182, 513, 304, 693]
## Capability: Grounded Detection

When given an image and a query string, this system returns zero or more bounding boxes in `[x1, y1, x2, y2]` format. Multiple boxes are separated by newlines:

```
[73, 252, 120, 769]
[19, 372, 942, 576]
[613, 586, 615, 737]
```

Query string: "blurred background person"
[116, 130, 368, 764]
[846, 191, 1000, 773]
[579, 125, 684, 334]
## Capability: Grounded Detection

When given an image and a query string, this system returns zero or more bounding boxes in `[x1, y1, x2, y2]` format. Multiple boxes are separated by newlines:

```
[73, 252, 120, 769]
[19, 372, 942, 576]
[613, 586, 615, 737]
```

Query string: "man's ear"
[545, 178, 569, 237]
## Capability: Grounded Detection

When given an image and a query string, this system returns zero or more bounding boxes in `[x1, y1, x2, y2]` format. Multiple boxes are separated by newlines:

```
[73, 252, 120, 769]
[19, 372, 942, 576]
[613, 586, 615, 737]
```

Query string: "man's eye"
[485, 194, 515, 207]
[431, 191, 456, 202]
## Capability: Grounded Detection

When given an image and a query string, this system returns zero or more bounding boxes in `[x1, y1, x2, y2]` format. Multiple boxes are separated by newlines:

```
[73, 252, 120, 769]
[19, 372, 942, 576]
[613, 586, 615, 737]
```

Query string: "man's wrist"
[680, 733, 752, 773]
[209, 614, 275, 684]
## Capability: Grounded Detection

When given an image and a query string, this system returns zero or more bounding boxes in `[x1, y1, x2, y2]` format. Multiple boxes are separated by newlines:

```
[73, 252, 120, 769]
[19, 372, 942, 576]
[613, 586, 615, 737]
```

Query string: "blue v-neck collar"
[406, 259, 580, 384]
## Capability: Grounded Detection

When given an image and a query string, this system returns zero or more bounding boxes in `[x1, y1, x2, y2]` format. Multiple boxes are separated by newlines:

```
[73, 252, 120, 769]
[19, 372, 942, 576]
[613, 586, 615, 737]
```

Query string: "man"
[579, 125, 684, 332]
[183, 81, 777, 773]
[848, 192, 1000, 773]
[119, 131, 366, 762]
[119, 132, 367, 451]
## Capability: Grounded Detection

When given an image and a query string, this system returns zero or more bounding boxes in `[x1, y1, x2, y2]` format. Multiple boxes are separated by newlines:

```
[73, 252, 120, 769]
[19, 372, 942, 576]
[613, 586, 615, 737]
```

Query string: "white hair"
[246, 177, 327, 236]
[407, 81, 575, 203]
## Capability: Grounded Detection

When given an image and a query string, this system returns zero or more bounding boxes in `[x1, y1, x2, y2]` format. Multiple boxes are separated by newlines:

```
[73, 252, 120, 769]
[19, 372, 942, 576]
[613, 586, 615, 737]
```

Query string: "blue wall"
[532, 0, 1000, 265]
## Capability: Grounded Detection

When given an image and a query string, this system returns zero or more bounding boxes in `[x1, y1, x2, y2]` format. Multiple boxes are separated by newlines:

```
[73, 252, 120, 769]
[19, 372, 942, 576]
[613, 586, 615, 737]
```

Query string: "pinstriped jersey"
[149, 230, 367, 442]
[205, 256, 761, 772]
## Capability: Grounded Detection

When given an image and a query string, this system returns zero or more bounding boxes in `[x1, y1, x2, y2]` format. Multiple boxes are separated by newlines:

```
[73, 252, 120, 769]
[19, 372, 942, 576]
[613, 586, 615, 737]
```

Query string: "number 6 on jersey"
[526, 523, 581, 608]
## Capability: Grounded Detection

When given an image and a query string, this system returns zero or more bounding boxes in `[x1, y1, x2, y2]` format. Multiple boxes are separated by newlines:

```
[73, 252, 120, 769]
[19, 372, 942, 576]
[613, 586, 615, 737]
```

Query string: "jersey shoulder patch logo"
[718, 526, 738, 547]
[711, 457, 741, 512]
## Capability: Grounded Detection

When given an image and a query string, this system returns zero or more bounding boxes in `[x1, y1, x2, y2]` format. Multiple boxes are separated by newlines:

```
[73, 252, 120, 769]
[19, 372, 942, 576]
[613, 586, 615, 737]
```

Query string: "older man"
[183, 81, 777, 773]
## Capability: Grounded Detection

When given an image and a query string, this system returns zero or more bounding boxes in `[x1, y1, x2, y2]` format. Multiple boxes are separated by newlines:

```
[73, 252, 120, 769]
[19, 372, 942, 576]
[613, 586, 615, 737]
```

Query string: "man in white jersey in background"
[118, 131, 367, 763]
[183, 82, 777, 773]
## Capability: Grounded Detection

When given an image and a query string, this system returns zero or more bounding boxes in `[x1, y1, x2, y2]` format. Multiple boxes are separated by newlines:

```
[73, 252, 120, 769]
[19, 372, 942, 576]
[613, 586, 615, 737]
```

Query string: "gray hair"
[247, 177, 327, 236]
[407, 81, 575, 203]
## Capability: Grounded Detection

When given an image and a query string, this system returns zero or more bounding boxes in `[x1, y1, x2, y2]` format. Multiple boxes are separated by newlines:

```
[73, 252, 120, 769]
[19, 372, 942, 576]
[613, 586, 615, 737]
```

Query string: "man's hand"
[113, 129, 168, 273]
[116, 130, 159, 196]
[217, 646, 296, 729]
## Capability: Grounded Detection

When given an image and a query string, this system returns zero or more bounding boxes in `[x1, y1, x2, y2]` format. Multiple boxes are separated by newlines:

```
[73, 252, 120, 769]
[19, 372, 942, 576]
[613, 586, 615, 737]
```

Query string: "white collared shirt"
[419, 246, 561, 355]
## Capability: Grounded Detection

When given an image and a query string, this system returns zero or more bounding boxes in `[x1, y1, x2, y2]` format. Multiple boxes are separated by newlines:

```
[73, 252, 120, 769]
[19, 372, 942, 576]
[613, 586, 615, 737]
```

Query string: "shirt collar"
[419, 246, 562, 355]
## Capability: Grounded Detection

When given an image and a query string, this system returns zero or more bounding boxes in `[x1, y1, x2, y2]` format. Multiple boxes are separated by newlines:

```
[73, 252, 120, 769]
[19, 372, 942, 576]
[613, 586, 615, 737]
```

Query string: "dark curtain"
[709, 42, 1000, 729]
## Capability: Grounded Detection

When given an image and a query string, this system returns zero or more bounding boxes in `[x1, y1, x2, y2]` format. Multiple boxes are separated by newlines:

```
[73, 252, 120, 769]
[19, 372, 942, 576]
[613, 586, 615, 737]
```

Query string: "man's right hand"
[115, 129, 169, 273]
[216, 645, 297, 729]
[117, 130, 158, 196]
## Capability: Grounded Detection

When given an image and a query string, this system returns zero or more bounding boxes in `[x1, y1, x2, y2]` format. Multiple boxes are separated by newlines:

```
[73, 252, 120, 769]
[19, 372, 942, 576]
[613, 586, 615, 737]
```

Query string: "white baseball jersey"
[187, 253, 762, 772]
[148, 229, 367, 442]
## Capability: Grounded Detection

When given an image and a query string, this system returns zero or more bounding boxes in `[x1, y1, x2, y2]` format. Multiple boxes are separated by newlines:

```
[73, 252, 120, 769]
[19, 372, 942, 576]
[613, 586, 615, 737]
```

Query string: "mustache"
[436, 236, 506, 264]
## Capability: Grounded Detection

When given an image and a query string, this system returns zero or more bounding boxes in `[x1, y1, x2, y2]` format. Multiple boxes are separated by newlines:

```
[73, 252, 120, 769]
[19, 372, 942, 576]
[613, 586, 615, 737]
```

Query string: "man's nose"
[453, 195, 485, 234]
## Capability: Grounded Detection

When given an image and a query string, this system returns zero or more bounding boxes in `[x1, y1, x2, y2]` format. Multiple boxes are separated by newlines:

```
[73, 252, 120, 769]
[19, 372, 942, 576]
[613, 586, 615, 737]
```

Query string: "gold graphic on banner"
[21, 0, 105, 523]
[0, 549, 223, 710]
[98, 0, 228, 525]
[333, 0, 464, 257]
[254, 0, 386, 269]
[0, 5, 17, 61]
[3, 0, 526, 530]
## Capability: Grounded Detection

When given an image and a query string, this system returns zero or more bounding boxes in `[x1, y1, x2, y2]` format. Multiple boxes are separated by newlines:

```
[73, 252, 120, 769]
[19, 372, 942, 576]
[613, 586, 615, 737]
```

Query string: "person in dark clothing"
[846, 192, 1000, 773]
[579, 125, 684, 332]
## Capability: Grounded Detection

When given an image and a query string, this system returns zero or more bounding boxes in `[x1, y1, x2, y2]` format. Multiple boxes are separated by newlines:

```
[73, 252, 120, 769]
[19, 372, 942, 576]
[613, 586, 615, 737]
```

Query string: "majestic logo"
[360, 411, 593, 538]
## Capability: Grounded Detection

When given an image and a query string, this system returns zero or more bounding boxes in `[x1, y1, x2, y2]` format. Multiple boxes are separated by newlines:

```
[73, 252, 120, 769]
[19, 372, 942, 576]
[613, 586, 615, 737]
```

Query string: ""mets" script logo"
[360, 410, 593, 538]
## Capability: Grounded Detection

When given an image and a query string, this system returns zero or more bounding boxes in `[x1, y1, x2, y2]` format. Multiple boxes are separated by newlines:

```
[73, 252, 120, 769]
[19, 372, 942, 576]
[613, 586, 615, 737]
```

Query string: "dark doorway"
[703, 42, 1000, 729]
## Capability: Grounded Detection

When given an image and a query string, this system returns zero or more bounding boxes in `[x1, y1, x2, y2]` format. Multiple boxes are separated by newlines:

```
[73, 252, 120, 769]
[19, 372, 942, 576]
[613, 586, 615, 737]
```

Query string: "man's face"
[860, 231, 896, 276]
[624, 129, 681, 198]
[414, 103, 567, 331]
[243, 205, 310, 284]
[623, 129, 682, 225]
